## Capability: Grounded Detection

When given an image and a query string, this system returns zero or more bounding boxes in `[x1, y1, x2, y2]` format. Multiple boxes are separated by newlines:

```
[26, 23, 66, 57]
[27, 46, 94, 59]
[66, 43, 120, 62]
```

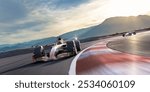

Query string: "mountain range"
[0, 15, 150, 52]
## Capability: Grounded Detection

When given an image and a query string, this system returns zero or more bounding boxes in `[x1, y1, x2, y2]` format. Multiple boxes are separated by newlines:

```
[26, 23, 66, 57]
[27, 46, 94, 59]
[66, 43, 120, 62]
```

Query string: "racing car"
[122, 31, 136, 37]
[32, 38, 82, 62]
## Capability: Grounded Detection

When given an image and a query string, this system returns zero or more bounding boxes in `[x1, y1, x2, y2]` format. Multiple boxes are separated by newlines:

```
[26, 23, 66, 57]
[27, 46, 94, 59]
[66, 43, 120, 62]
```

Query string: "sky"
[0, 0, 150, 45]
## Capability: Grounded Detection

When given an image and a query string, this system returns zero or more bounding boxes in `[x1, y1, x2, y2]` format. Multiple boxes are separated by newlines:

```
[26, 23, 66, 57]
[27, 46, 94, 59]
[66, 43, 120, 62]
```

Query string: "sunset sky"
[0, 0, 150, 44]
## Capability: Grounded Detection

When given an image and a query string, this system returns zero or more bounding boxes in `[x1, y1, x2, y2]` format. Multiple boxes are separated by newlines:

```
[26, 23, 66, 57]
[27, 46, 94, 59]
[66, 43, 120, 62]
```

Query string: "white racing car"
[32, 38, 81, 62]
[122, 31, 136, 37]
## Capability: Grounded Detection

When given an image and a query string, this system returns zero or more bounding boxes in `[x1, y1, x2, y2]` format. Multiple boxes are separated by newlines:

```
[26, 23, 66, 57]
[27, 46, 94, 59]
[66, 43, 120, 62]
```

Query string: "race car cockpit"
[56, 37, 65, 45]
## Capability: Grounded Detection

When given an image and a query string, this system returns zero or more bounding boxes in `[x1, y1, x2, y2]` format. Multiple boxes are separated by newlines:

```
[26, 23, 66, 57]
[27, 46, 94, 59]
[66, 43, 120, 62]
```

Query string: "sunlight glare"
[107, 0, 150, 17]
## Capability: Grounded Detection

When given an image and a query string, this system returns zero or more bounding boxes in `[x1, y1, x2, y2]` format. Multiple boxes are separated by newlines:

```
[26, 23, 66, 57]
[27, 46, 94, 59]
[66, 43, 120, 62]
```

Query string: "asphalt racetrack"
[0, 38, 99, 75]
[0, 31, 150, 75]
[69, 31, 150, 75]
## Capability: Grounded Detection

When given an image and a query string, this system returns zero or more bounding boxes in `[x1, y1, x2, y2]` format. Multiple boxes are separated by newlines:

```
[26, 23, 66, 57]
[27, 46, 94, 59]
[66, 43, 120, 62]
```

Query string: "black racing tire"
[122, 34, 125, 37]
[133, 32, 136, 35]
[74, 40, 81, 52]
[33, 46, 45, 59]
[66, 41, 77, 55]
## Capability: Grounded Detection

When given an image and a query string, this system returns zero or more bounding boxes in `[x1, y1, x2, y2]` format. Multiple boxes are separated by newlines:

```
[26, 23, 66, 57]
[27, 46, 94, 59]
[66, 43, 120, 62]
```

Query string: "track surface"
[69, 31, 150, 75]
[0, 39, 100, 75]
[1, 31, 150, 75]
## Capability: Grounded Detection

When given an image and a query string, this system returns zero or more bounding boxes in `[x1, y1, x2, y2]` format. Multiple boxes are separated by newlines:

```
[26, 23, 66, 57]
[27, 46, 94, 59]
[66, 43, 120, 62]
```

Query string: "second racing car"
[122, 31, 136, 37]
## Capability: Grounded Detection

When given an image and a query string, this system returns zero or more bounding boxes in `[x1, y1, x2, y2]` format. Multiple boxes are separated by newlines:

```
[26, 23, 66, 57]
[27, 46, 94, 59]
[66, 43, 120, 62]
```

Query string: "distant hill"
[82, 15, 150, 38]
[0, 37, 57, 52]
[61, 15, 150, 38]
[1, 15, 150, 52]
[60, 25, 96, 40]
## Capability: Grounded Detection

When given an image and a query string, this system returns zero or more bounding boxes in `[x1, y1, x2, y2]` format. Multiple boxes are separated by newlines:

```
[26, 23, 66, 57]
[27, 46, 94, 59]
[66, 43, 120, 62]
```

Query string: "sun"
[107, 0, 150, 17]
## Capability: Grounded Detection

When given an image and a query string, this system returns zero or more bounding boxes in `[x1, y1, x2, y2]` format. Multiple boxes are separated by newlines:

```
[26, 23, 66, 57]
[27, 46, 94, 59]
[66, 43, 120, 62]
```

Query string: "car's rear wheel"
[74, 40, 81, 52]
[66, 41, 77, 55]
[133, 32, 136, 35]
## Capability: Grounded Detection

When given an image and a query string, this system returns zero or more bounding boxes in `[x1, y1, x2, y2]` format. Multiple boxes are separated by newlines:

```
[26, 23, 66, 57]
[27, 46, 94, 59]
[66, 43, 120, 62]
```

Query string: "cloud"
[29, 0, 110, 36]
[52, 0, 90, 9]
[0, 0, 92, 44]
[0, 0, 27, 23]
[0, 0, 150, 45]
[23, 0, 90, 10]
